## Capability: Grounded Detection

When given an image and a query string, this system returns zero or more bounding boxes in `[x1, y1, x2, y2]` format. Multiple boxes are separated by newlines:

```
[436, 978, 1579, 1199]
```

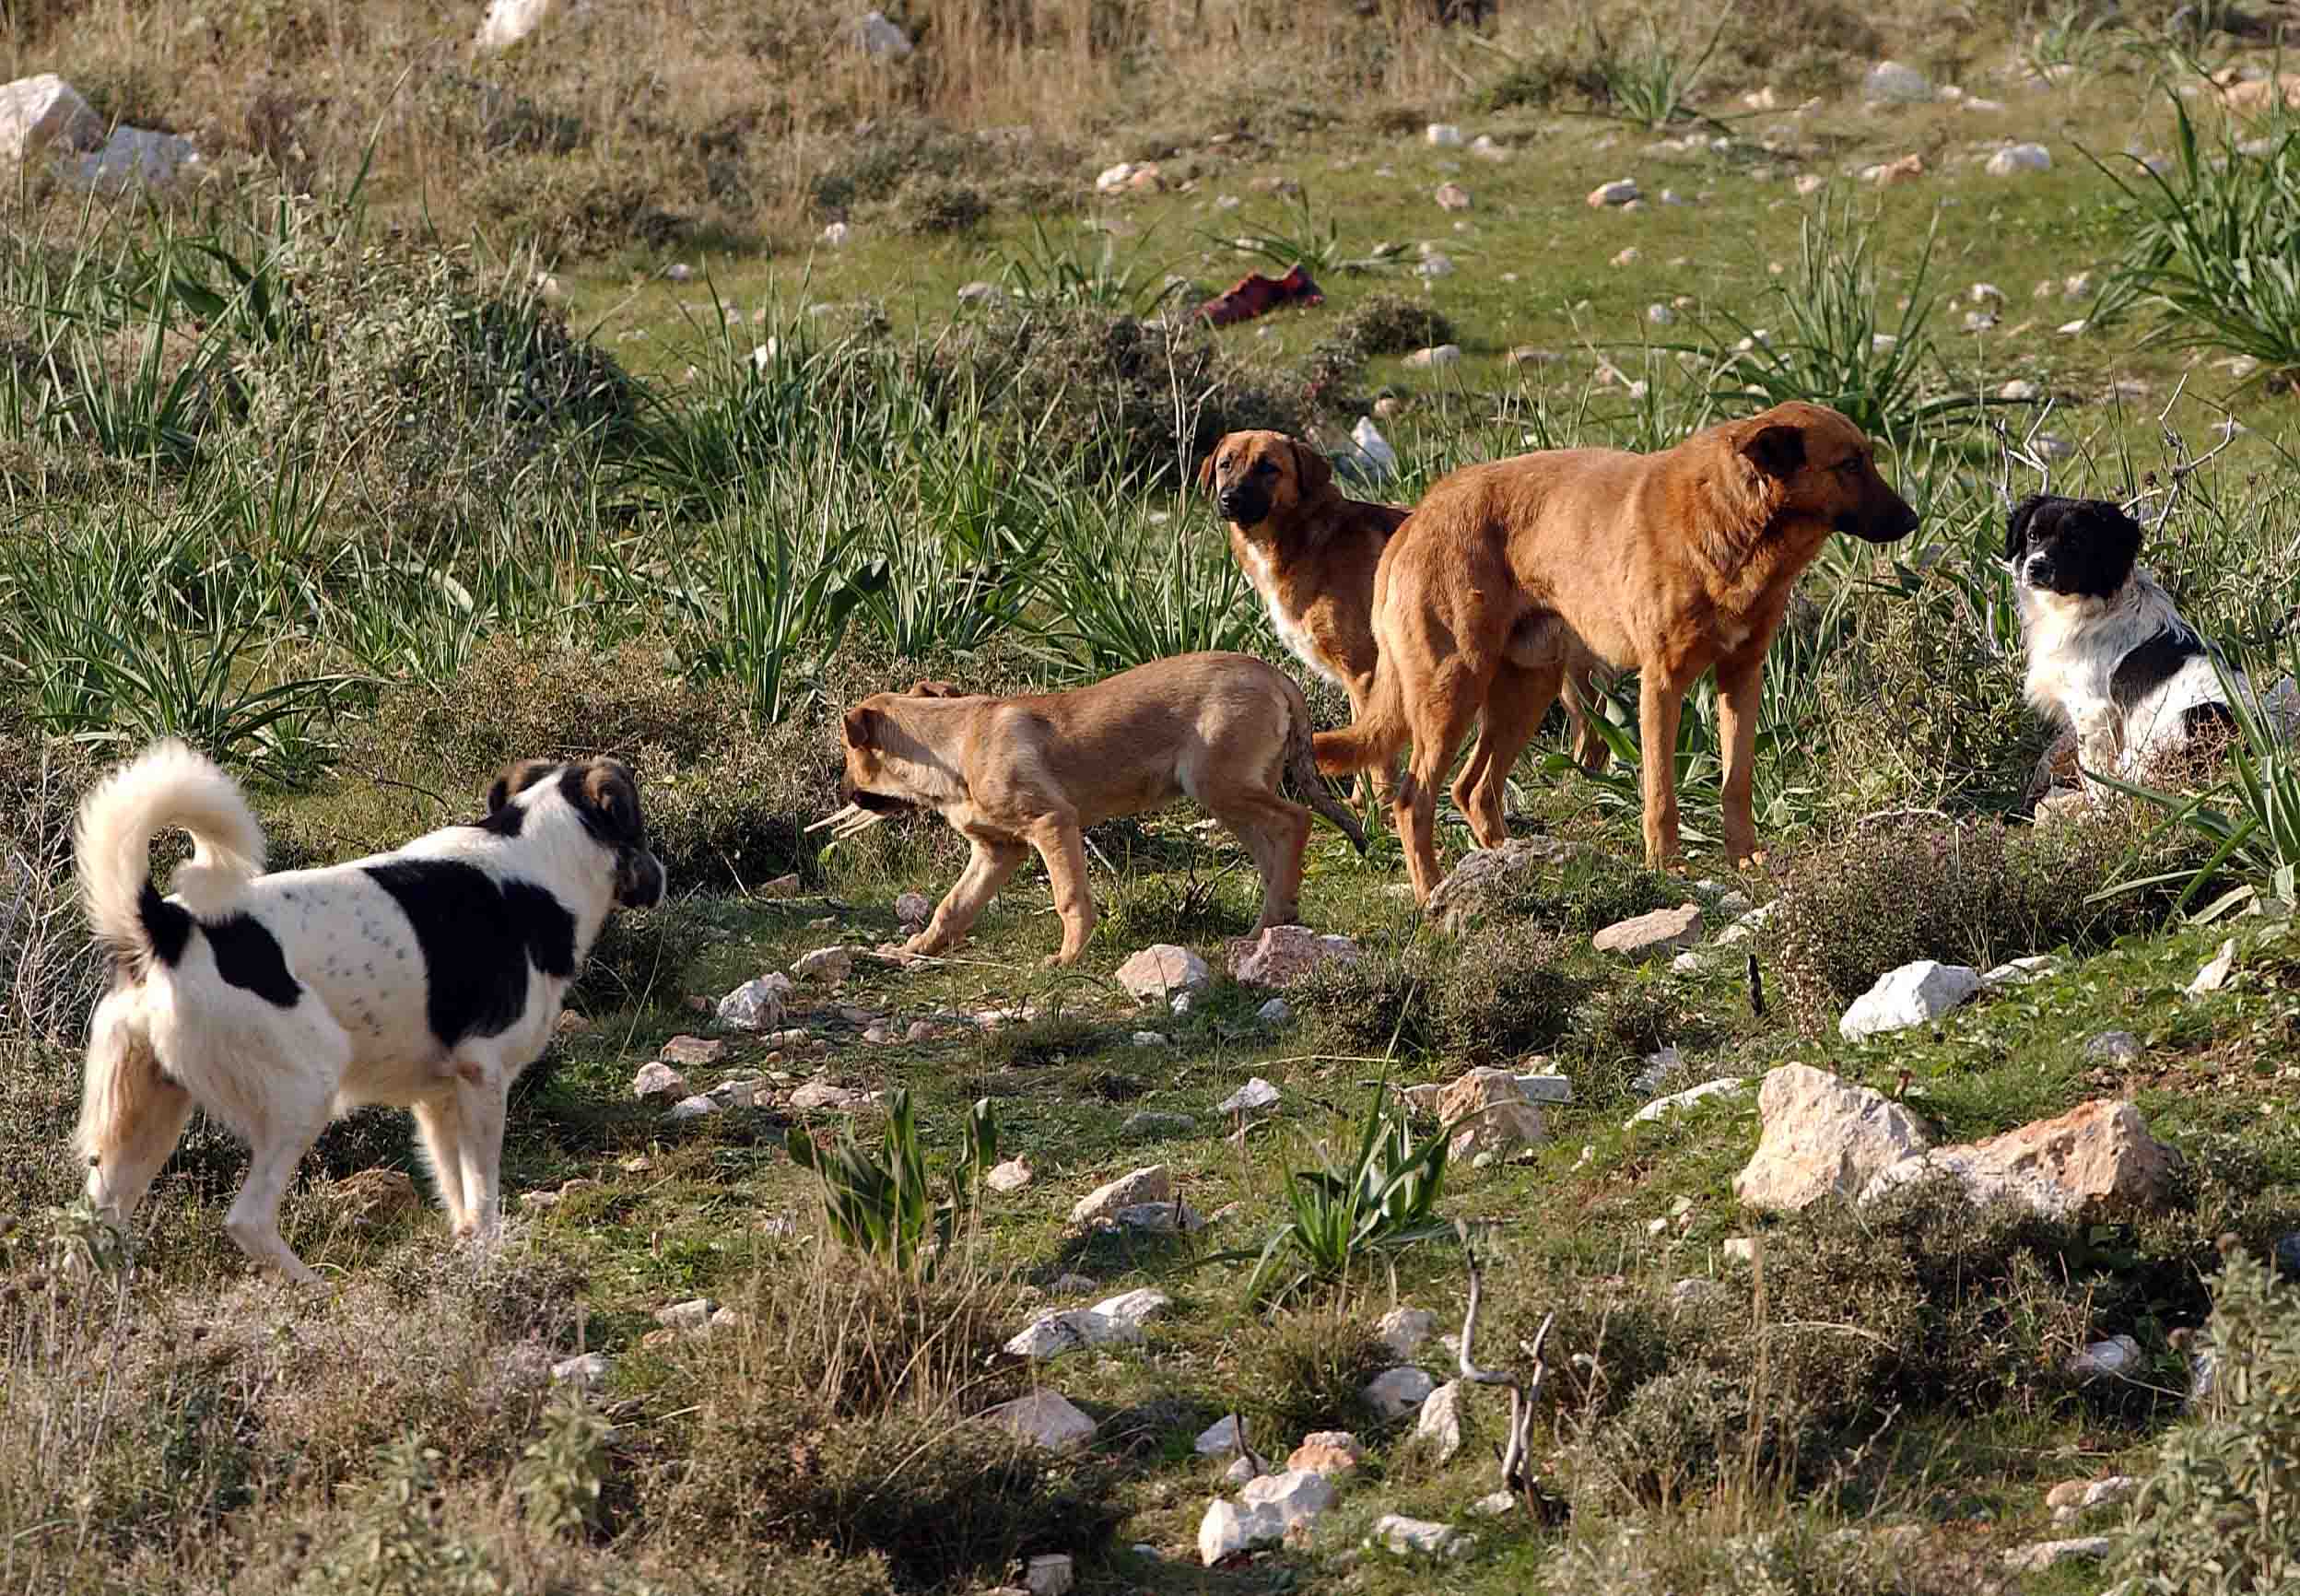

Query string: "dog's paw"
[1040, 951, 1083, 969]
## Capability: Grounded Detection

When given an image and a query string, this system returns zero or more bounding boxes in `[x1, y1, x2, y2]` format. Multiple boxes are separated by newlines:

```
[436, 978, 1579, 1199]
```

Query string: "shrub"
[1230, 1309, 1391, 1438]
[2112, 1241, 2300, 1594]
[1296, 923, 1582, 1066]
[1765, 812, 2198, 1036]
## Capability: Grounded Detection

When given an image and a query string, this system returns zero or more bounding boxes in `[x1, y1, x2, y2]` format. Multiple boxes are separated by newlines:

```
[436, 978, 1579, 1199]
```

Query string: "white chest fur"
[1240, 543, 1344, 688]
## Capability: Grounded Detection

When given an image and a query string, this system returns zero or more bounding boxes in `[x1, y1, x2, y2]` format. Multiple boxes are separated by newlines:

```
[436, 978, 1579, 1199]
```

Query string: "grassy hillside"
[6, 1, 2300, 1592]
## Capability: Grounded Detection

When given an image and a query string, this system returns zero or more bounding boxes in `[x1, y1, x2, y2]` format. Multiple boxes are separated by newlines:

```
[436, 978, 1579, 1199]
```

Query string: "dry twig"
[1455, 1217, 1554, 1510]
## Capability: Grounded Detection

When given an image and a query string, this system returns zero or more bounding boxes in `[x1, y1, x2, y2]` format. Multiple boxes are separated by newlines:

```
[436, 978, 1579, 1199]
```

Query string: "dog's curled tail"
[1311, 653, 1410, 780]
[1286, 710, 1369, 856]
[76, 740, 265, 967]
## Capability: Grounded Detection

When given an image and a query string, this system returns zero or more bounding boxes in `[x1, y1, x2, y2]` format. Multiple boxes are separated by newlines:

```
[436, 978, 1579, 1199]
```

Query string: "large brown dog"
[815, 654, 1367, 966]
[1202, 430, 1610, 801]
[1316, 402, 1918, 898]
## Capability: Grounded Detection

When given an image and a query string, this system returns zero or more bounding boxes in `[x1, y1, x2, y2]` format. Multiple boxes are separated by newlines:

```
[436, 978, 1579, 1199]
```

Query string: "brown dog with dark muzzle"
[1203, 429, 1611, 816]
[1315, 402, 1919, 898]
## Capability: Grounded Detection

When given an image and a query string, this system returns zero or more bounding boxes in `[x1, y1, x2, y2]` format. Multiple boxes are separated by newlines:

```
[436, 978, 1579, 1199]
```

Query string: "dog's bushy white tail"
[76, 740, 265, 961]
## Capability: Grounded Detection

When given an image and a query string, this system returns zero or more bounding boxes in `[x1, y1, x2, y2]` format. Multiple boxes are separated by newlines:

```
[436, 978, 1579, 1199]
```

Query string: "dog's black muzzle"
[1217, 486, 1271, 526]
[841, 783, 919, 816]
[616, 848, 667, 909]
[1834, 497, 1921, 546]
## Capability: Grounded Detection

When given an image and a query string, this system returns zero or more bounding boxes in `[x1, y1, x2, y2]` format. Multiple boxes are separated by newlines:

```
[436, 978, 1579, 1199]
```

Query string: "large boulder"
[1198, 1469, 1337, 1565]
[0, 75, 102, 167]
[1437, 1067, 1548, 1159]
[69, 126, 200, 192]
[980, 1391, 1097, 1453]
[1424, 836, 1595, 930]
[1733, 1063, 1930, 1212]
[1861, 1099, 2182, 1221]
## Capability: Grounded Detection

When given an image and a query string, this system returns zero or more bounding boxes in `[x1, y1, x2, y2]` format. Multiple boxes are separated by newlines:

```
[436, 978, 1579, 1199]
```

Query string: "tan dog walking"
[1203, 429, 1610, 809]
[816, 654, 1367, 966]
[1315, 402, 1919, 899]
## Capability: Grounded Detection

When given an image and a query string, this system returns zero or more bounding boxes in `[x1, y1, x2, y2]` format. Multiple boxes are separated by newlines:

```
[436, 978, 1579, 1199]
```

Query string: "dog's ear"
[487, 757, 557, 816]
[843, 705, 880, 749]
[1196, 449, 1219, 493]
[1290, 438, 1334, 500]
[1740, 422, 1807, 479]
[2079, 499, 2145, 570]
[908, 679, 965, 698]
[575, 760, 646, 845]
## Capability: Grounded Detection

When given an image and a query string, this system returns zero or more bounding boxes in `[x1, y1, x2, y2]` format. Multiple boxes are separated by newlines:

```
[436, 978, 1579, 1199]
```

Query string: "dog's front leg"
[411, 1096, 472, 1233]
[1029, 817, 1096, 966]
[1638, 671, 1690, 869]
[1715, 651, 1766, 865]
[2073, 705, 2123, 801]
[904, 834, 1028, 957]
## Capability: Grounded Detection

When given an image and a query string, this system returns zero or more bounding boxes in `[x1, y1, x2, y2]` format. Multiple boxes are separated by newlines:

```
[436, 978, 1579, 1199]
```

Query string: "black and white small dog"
[74, 743, 664, 1282]
[2007, 492, 2238, 787]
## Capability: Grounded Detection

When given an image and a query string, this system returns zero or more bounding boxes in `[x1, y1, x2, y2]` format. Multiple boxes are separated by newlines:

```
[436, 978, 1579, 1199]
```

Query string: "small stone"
[1626, 1077, 1749, 1126]
[1372, 1515, 1471, 1559]
[1434, 182, 1472, 211]
[986, 1157, 1034, 1193]
[1587, 178, 1640, 207]
[1863, 1099, 2182, 1222]
[1862, 61, 1935, 103]
[1005, 1308, 1141, 1359]
[790, 1080, 866, 1111]
[1026, 1553, 1074, 1596]
[1231, 926, 1364, 986]
[1438, 1067, 1548, 1157]
[1795, 172, 1825, 195]
[1131, 1031, 1170, 1048]
[1426, 123, 1464, 147]
[1722, 1237, 1757, 1263]
[2085, 1030, 2142, 1066]
[1839, 959, 1983, 1039]
[70, 126, 201, 192]
[1194, 1415, 1245, 1456]
[551, 1352, 611, 1388]
[1508, 346, 1559, 368]
[715, 973, 793, 1032]
[1073, 1166, 1172, 1225]
[1217, 1077, 1281, 1115]
[1223, 1454, 1261, 1485]
[1983, 955, 2059, 988]
[1258, 997, 1294, 1025]
[1414, 252, 1454, 279]
[1339, 416, 1399, 485]
[1611, 247, 1640, 268]
[1113, 1201, 1204, 1233]
[1050, 1273, 1100, 1296]
[1198, 1470, 1337, 1565]
[1986, 142, 2052, 175]
[1122, 1110, 1195, 1138]
[856, 8, 913, 57]
[1093, 1287, 1173, 1328]
[660, 1035, 728, 1066]
[1470, 1490, 1518, 1516]
[1593, 904, 1704, 960]
[1671, 1277, 1725, 1308]
[1376, 1307, 1437, 1359]
[982, 1391, 1097, 1453]
[1647, 302, 1675, 325]
[957, 280, 1004, 306]
[631, 1062, 691, 1101]
[894, 891, 933, 926]
[2068, 1334, 2142, 1382]
[1286, 1430, 1364, 1477]
[792, 945, 853, 983]
[1470, 135, 1507, 160]
[666, 263, 694, 282]
[1402, 344, 1462, 368]
[2050, 1474, 2138, 1523]
[2189, 937, 2237, 995]
[663, 1094, 720, 1121]
[1363, 1366, 1437, 1420]
[1514, 1073, 1573, 1105]
[656, 1297, 718, 1332]
[1864, 153, 1926, 184]
[0, 74, 104, 167]
[1116, 945, 1211, 1002]
[2001, 1536, 2112, 1573]
[1415, 1380, 1466, 1461]
[2001, 378, 2041, 401]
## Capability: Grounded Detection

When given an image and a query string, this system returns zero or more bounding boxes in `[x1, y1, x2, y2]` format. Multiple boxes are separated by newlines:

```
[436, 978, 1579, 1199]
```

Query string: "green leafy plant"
[997, 217, 1190, 318]
[2094, 94, 2300, 381]
[2112, 1241, 2300, 1594]
[1231, 1089, 1450, 1304]
[1219, 191, 1404, 277]
[786, 1088, 997, 1273]
[512, 1395, 614, 1541]
[1691, 200, 1981, 443]
[1586, 7, 1733, 130]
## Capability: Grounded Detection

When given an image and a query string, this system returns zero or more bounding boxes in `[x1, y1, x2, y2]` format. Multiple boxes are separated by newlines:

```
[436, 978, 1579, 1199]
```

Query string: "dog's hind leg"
[449, 1051, 510, 1245]
[77, 995, 194, 1229]
[1028, 816, 1097, 967]
[1453, 660, 1565, 849]
[1208, 791, 1312, 931]
[411, 1095, 471, 1234]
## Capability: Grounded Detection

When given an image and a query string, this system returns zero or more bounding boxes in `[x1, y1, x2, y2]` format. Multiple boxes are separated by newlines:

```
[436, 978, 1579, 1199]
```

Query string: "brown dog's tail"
[1286, 705, 1369, 856]
[1311, 651, 1410, 780]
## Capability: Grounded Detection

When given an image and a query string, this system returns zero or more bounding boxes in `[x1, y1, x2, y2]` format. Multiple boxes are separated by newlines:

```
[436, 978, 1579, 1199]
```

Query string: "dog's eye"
[1252, 461, 1277, 476]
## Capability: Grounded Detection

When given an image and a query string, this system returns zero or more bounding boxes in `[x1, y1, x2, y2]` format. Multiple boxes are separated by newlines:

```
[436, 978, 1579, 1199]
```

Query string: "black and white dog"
[2007, 492, 2239, 788]
[74, 742, 664, 1283]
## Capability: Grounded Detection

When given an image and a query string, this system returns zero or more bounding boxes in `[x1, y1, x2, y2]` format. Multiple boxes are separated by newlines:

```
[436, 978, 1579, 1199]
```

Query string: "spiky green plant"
[786, 1089, 997, 1273]
[1231, 1090, 1450, 1305]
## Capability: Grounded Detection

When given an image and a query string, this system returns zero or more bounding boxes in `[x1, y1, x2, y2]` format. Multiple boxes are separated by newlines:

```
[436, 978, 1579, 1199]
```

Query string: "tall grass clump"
[2097, 95, 2300, 379]
[1696, 201, 1977, 442]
